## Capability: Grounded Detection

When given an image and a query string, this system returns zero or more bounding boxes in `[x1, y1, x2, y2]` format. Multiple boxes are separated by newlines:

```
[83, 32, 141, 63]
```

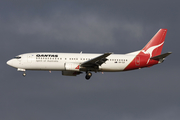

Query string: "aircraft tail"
[141, 29, 167, 57]
[124, 29, 171, 71]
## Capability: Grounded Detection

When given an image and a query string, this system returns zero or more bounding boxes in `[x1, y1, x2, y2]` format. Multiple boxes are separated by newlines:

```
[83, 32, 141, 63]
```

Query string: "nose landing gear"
[85, 72, 92, 80]
[22, 72, 26, 77]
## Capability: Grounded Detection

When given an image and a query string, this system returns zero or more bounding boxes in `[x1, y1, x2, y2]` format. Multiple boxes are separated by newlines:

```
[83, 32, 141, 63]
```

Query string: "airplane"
[7, 29, 171, 80]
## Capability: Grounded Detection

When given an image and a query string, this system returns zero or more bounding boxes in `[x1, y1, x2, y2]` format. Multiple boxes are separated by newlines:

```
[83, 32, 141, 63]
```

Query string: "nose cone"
[7, 59, 13, 66]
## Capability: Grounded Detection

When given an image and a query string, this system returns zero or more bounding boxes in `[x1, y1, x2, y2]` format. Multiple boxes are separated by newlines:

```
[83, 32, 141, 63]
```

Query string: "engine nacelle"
[62, 71, 82, 76]
[64, 63, 80, 71]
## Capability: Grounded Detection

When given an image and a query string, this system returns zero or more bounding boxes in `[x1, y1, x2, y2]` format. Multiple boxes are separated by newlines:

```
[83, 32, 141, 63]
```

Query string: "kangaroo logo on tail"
[142, 42, 164, 64]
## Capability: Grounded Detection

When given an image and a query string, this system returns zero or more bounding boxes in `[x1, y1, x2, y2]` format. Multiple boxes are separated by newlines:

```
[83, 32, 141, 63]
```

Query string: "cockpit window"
[14, 56, 21, 59]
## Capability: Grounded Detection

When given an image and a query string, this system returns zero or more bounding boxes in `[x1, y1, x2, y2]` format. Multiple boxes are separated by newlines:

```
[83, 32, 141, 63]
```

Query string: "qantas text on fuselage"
[7, 29, 171, 80]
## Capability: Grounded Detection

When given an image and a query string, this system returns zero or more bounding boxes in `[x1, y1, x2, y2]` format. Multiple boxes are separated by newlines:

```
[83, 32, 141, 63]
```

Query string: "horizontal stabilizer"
[150, 52, 172, 60]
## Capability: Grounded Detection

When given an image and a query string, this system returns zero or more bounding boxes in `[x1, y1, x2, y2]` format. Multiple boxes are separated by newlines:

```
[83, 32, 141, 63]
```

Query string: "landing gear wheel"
[85, 72, 92, 80]
[22, 73, 26, 77]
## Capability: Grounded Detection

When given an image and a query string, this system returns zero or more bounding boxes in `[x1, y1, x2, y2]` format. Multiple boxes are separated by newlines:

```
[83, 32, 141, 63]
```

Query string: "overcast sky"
[1, 1, 179, 120]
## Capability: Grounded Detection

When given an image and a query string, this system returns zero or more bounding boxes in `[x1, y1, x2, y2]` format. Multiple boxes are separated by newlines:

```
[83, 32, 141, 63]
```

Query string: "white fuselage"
[6, 29, 170, 79]
[7, 52, 139, 72]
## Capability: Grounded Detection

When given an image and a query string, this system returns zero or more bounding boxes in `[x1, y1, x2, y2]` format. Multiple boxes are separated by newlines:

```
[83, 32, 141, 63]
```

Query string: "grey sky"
[1, 1, 179, 120]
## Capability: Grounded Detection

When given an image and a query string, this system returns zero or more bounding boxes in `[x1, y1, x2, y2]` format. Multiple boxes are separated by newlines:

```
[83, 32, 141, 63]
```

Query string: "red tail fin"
[124, 29, 168, 71]
[142, 29, 167, 57]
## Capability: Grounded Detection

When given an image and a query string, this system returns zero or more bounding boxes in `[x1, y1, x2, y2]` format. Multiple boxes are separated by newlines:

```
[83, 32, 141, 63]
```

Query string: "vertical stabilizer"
[142, 29, 167, 57]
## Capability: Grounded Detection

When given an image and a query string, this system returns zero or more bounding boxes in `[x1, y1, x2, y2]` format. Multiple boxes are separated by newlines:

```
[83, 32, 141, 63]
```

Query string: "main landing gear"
[85, 72, 92, 80]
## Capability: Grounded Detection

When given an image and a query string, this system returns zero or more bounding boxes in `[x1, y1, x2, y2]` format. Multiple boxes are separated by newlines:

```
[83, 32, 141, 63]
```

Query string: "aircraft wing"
[81, 52, 112, 67]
